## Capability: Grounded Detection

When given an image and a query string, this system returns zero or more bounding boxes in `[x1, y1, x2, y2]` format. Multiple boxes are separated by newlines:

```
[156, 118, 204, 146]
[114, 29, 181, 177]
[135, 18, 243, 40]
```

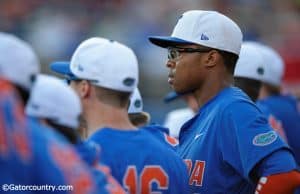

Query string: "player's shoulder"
[207, 87, 253, 111]
[201, 87, 258, 120]
[142, 124, 179, 148]
[75, 141, 100, 166]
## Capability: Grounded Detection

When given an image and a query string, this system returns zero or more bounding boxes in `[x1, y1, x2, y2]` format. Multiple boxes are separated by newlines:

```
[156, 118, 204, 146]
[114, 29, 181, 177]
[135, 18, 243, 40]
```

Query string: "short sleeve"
[219, 100, 290, 180]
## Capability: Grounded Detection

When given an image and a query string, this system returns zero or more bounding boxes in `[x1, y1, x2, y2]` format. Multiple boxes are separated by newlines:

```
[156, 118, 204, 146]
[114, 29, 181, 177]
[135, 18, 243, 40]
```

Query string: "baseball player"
[25, 74, 125, 194]
[234, 42, 287, 141]
[254, 43, 300, 166]
[51, 37, 189, 193]
[0, 80, 101, 194]
[0, 32, 40, 105]
[128, 87, 179, 148]
[149, 10, 300, 193]
[0, 33, 100, 194]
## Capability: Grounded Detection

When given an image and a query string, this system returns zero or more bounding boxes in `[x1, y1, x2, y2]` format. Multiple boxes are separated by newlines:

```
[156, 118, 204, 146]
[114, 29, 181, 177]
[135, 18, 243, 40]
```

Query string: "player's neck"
[194, 72, 233, 109]
[84, 102, 137, 137]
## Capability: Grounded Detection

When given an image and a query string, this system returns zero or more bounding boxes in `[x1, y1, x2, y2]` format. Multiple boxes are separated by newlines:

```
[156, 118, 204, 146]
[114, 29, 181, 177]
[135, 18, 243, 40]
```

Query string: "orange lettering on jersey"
[141, 166, 168, 194]
[94, 163, 125, 194]
[0, 111, 8, 156]
[184, 159, 192, 175]
[123, 165, 169, 194]
[50, 143, 94, 194]
[123, 166, 138, 194]
[189, 160, 205, 186]
[164, 133, 179, 146]
[12, 130, 31, 163]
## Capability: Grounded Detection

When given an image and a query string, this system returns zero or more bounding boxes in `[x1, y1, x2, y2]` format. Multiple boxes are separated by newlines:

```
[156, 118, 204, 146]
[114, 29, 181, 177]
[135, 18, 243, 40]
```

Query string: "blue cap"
[148, 36, 195, 48]
[50, 61, 76, 78]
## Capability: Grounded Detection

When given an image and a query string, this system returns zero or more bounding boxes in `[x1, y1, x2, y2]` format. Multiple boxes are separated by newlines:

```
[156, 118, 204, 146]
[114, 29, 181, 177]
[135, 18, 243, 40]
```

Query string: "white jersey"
[164, 108, 194, 138]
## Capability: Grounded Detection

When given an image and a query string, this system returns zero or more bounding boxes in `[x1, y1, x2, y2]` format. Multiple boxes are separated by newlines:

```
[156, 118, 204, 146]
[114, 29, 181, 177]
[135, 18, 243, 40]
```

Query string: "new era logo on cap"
[200, 33, 209, 40]
[77, 64, 84, 72]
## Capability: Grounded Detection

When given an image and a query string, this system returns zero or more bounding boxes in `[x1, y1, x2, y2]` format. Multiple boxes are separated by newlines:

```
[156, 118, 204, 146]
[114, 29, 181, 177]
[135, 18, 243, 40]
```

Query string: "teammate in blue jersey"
[51, 37, 189, 194]
[0, 79, 99, 194]
[25, 74, 125, 194]
[234, 42, 287, 141]
[0, 32, 99, 193]
[149, 10, 300, 193]
[128, 87, 179, 148]
[252, 43, 300, 165]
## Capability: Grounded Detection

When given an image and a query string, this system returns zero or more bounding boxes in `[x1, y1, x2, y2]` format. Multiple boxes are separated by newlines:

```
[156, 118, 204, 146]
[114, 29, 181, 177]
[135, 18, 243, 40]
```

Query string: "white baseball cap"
[25, 74, 81, 129]
[0, 32, 40, 90]
[250, 43, 284, 86]
[50, 37, 139, 93]
[128, 88, 143, 114]
[234, 42, 266, 81]
[149, 10, 243, 55]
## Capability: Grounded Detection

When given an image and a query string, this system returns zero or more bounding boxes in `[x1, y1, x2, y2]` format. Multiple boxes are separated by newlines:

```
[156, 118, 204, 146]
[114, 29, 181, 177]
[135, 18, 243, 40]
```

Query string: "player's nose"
[166, 60, 175, 69]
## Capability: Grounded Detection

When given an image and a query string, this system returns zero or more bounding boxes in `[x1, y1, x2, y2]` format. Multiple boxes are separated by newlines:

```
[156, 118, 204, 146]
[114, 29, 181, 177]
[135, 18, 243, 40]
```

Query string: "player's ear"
[78, 80, 91, 99]
[204, 50, 219, 68]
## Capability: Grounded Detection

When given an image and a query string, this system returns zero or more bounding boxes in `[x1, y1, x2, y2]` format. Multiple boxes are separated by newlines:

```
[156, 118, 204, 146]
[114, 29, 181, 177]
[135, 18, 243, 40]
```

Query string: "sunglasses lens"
[168, 48, 178, 60]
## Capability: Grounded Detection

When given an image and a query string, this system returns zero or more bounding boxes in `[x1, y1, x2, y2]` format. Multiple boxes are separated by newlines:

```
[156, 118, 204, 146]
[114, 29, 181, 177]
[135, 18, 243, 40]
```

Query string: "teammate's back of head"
[26, 74, 81, 143]
[52, 37, 139, 108]
[246, 42, 285, 97]
[0, 32, 40, 103]
[234, 42, 266, 101]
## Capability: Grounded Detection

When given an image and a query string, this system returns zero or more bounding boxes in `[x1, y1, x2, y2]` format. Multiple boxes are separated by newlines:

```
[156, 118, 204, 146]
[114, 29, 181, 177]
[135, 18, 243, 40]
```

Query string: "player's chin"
[172, 85, 184, 94]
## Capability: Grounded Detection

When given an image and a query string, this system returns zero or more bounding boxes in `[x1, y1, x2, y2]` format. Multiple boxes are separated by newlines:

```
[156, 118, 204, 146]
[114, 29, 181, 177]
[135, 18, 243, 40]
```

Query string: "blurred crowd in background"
[0, 0, 299, 123]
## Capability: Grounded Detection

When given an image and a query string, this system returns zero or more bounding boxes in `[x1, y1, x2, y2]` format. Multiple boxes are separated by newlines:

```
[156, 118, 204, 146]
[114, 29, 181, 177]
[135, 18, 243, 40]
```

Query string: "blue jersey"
[257, 95, 300, 165]
[87, 127, 189, 194]
[0, 80, 100, 194]
[75, 141, 125, 194]
[143, 124, 179, 149]
[256, 102, 288, 142]
[177, 87, 296, 193]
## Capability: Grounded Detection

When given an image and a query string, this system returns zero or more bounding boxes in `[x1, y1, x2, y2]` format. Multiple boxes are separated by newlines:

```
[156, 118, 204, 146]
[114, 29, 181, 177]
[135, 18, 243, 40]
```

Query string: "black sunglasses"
[168, 47, 212, 61]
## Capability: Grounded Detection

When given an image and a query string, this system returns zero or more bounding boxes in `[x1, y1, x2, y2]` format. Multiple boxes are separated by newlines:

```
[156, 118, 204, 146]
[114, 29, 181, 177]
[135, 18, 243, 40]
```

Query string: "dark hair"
[46, 119, 79, 144]
[217, 50, 239, 75]
[14, 74, 36, 104]
[14, 85, 30, 104]
[194, 44, 239, 75]
[234, 77, 262, 101]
